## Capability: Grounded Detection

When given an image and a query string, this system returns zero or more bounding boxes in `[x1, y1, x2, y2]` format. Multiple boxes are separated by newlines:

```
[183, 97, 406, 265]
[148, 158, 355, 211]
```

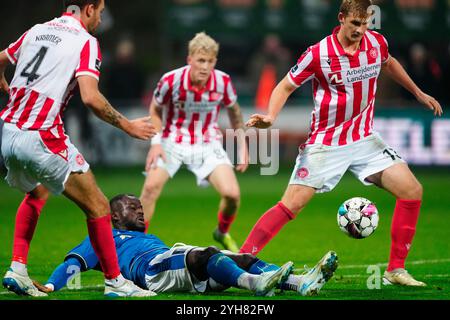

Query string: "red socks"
[240, 202, 296, 255]
[87, 215, 121, 280]
[218, 211, 236, 234]
[144, 221, 150, 234]
[12, 194, 46, 264]
[387, 199, 422, 272]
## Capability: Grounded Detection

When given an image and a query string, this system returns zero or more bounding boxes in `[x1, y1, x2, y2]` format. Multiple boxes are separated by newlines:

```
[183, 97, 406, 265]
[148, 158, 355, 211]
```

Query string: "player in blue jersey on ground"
[33, 195, 338, 297]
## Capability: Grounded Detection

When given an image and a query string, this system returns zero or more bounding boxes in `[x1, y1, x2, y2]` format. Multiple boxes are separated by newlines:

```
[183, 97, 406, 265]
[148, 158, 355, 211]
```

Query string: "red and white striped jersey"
[1, 13, 101, 132]
[288, 27, 389, 146]
[154, 65, 237, 145]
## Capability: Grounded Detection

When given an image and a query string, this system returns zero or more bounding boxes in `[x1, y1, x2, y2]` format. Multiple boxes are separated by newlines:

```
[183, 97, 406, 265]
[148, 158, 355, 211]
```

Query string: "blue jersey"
[65, 230, 169, 288]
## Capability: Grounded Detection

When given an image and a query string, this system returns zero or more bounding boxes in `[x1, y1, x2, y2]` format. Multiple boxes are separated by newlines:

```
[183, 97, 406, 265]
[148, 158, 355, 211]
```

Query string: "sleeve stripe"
[287, 72, 301, 88]
[75, 70, 100, 81]
[8, 31, 28, 55]
[78, 38, 102, 78]
[5, 49, 17, 64]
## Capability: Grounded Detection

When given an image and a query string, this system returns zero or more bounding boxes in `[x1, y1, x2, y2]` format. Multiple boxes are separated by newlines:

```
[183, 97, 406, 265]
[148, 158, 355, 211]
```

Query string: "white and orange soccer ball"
[337, 197, 379, 239]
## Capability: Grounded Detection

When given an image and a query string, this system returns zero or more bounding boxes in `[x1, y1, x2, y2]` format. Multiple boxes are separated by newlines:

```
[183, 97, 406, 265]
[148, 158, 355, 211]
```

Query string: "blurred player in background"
[241, 0, 442, 286]
[0, 0, 156, 297]
[33, 195, 338, 297]
[140, 32, 249, 252]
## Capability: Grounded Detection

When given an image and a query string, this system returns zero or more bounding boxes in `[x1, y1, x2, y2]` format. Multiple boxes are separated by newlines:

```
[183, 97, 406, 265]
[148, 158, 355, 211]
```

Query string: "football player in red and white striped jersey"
[241, 0, 442, 287]
[0, 0, 156, 297]
[140, 32, 249, 252]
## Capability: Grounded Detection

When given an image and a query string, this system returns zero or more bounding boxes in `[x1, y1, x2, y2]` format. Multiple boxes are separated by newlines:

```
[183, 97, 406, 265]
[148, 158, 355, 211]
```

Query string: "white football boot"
[383, 269, 426, 287]
[104, 278, 157, 298]
[255, 261, 294, 297]
[297, 251, 338, 296]
[2, 269, 48, 297]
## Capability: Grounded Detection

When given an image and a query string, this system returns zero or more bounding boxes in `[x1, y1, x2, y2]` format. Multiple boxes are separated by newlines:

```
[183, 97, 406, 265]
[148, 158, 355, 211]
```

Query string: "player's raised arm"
[247, 76, 297, 129]
[33, 257, 86, 293]
[382, 56, 443, 117]
[0, 51, 11, 94]
[78, 75, 156, 140]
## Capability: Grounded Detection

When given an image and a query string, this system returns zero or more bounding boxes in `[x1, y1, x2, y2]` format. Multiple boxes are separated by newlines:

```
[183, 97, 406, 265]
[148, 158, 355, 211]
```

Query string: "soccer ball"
[337, 197, 379, 239]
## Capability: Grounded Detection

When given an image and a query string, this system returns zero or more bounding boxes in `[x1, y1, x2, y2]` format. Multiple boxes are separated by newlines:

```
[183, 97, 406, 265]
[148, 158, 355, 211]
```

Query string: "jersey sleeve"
[65, 237, 99, 271]
[288, 47, 317, 87]
[5, 31, 29, 65]
[46, 257, 82, 291]
[75, 38, 102, 81]
[223, 76, 238, 108]
[379, 34, 390, 64]
[153, 74, 173, 106]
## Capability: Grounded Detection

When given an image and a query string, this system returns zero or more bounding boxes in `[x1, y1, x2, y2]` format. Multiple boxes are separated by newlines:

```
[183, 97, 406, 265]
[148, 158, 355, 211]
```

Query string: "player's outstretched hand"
[0, 76, 9, 94]
[128, 116, 157, 140]
[145, 144, 167, 171]
[32, 280, 53, 294]
[246, 114, 274, 129]
[416, 91, 443, 116]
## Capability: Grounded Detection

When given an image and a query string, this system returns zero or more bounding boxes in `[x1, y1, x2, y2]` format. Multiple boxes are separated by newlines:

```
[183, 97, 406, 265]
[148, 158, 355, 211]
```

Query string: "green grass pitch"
[0, 166, 449, 300]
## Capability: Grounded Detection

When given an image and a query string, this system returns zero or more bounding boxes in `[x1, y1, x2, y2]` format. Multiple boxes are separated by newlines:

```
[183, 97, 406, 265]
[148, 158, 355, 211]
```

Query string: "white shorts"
[156, 139, 233, 187]
[289, 132, 405, 193]
[1, 123, 90, 195]
[144, 244, 208, 293]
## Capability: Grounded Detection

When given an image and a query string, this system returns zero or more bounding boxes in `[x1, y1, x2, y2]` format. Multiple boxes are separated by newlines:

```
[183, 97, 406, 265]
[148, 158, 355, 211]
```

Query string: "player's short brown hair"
[63, 0, 101, 10]
[340, 0, 373, 19]
[188, 32, 219, 57]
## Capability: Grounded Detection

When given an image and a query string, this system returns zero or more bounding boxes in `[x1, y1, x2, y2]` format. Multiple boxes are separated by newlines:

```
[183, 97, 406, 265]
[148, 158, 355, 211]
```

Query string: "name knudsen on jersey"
[35, 34, 62, 45]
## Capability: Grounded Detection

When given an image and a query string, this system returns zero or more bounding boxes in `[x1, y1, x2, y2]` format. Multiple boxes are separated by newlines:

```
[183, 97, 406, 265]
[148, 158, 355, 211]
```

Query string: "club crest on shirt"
[210, 92, 222, 101]
[296, 167, 309, 179]
[369, 47, 378, 60]
[76, 154, 86, 166]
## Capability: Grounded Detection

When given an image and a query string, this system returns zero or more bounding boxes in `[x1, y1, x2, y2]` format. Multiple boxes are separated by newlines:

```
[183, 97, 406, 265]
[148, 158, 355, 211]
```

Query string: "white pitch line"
[294, 258, 450, 273]
[0, 284, 103, 296]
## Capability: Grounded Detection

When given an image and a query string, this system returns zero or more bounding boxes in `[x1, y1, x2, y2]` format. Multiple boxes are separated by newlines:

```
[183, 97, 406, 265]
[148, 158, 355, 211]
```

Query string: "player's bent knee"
[187, 246, 222, 281]
[239, 254, 258, 270]
[142, 182, 164, 200]
[86, 195, 110, 219]
[405, 182, 423, 200]
[222, 190, 240, 205]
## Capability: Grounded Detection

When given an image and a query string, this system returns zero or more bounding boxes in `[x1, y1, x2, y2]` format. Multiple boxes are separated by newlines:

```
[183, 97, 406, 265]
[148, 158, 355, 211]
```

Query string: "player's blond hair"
[340, 0, 373, 19]
[188, 32, 219, 57]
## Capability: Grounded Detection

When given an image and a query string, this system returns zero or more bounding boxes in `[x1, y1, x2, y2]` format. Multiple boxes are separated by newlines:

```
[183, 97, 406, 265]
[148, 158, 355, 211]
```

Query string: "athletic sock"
[280, 275, 301, 292]
[218, 211, 236, 234]
[144, 221, 150, 234]
[387, 199, 422, 272]
[12, 194, 46, 264]
[105, 274, 127, 288]
[237, 273, 261, 291]
[86, 215, 121, 280]
[206, 253, 245, 288]
[239, 202, 295, 255]
[248, 259, 280, 274]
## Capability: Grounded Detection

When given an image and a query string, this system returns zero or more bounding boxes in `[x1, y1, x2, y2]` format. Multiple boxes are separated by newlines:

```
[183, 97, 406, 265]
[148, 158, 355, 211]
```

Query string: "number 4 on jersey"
[20, 46, 49, 85]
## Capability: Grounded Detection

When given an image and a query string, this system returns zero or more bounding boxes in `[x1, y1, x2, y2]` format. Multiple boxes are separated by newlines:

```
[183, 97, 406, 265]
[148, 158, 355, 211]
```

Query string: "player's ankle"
[10, 261, 28, 276]
[105, 273, 126, 288]
[237, 273, 259, 291]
